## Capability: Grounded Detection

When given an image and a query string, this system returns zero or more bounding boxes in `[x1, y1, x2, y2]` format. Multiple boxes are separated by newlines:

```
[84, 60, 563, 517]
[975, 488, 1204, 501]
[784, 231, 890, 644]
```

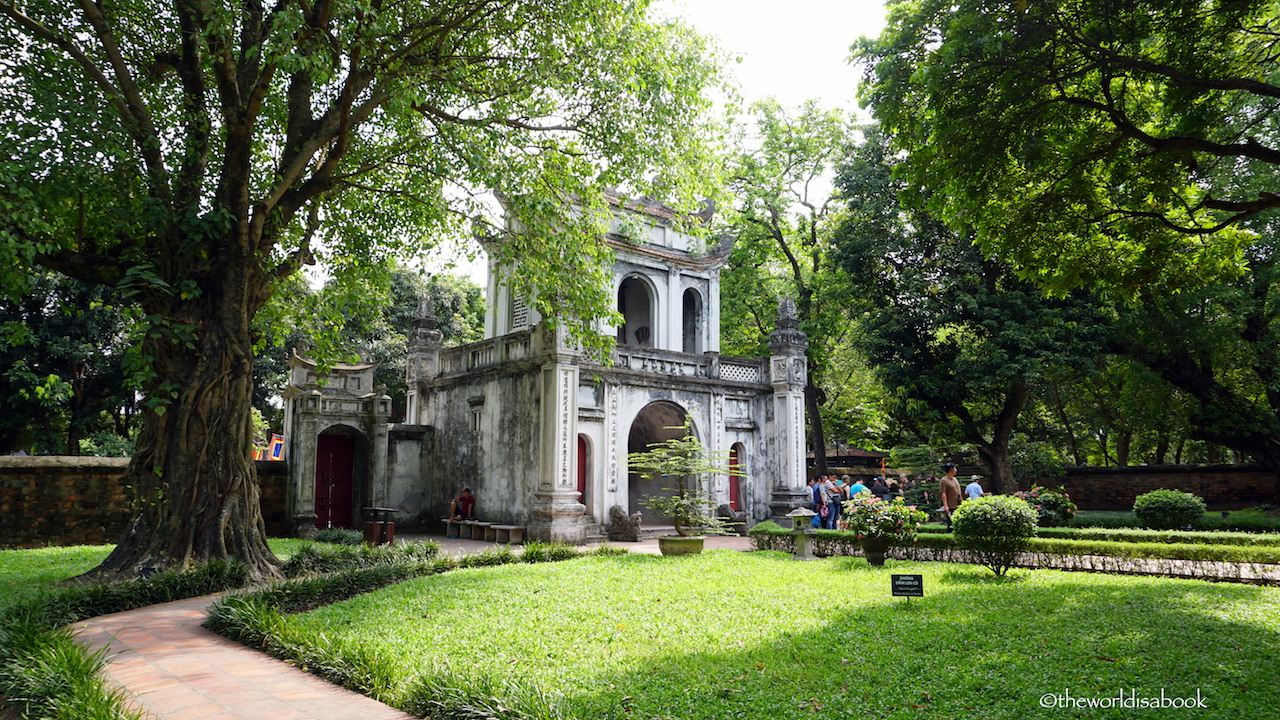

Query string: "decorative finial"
[768, 296, 808, 354]
[407, 293, 443, 351]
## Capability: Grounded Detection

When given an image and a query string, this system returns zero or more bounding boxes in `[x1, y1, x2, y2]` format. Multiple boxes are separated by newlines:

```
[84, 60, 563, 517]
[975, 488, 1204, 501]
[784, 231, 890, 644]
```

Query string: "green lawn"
[289, 550, 1280, 719]
[0, 539, 309, 607]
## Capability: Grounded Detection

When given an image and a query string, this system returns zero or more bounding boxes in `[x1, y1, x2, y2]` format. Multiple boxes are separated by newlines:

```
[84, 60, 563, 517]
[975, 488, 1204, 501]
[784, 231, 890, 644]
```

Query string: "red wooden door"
[576, 435, 589, 508]
[315, 434, 355, 529]
[729, 446, 742, 511]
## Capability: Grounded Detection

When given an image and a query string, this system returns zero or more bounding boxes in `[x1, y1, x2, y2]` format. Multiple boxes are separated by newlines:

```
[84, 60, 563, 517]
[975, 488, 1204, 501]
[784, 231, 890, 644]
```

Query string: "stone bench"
[490, 525, 525, 544]
[442, 518, 525, 544]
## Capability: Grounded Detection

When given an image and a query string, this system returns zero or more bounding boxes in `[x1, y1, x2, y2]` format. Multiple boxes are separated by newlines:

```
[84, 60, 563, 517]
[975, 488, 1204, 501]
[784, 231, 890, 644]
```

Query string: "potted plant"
[627, 419, 736, 555]
[841, 491, 928, 565]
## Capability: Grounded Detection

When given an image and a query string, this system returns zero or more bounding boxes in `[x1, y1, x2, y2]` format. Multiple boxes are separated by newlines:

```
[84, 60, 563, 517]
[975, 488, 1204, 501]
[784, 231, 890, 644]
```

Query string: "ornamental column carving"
[767, 298, 810, 520]
[528, 322, 586, 543]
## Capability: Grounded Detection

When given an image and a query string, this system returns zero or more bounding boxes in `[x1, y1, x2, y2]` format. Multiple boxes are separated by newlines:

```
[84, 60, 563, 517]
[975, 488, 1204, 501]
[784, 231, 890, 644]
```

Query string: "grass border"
[203, 543, 625, 720]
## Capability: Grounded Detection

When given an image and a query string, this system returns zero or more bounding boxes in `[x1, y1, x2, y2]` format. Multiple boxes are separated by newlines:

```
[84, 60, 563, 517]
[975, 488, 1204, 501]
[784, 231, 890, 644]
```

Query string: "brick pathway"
[72, 534, 754, 719]
[73, 596, 416, 720]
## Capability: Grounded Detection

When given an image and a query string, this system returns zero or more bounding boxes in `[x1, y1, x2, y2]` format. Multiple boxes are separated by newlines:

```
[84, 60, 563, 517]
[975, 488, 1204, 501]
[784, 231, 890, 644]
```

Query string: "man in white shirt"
[964, 476, 985, 501]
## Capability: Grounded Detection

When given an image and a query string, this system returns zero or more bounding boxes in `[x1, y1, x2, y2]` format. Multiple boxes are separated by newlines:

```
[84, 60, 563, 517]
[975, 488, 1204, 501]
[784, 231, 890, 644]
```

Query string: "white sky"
[440, 1, 890, 286]
[655, 0, 888, 112]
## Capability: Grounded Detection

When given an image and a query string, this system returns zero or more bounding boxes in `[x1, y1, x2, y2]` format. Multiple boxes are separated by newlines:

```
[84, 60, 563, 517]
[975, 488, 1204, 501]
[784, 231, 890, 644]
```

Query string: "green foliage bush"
[311, 528, 366, 545]
[1012, 485, 1076, 526]
[951, 495, 1038, 576]
[585, 544, 629, 557]
[519, 542, 580, 564]
[458, 546, 519, 568]
[1133, 489, 1207, 530]
[282, 542, 439, 577]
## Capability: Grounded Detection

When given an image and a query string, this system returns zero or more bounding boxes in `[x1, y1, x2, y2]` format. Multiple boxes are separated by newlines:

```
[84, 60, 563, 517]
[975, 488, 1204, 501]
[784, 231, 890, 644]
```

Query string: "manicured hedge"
[747, 525, 1280, 566]
[1032, 526, 1280, 547]
[1066, 512, 1280, 533]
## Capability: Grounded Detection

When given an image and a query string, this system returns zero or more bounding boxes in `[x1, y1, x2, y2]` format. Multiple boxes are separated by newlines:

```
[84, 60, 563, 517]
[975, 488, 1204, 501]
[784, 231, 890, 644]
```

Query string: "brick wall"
[1062, 465, 1279, 510]
[0, 457, 290, 548]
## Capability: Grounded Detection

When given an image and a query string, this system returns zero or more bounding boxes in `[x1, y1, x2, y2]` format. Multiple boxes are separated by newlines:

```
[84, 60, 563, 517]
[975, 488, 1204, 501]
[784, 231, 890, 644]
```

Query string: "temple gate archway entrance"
[627, 401, 690, 524]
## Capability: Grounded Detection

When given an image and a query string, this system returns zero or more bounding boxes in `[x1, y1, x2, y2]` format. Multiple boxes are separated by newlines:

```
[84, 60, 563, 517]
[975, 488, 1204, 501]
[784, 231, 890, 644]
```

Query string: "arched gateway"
[627, 401, 690, 523]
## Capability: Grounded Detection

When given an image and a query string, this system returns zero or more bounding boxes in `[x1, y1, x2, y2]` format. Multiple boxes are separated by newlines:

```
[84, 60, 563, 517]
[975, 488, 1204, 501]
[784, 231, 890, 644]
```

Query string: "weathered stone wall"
[0, 457, 291, 548]
[1061, 465, 1279, 510]
[419, 361, 543, 530]
[384, 424, 432, 530]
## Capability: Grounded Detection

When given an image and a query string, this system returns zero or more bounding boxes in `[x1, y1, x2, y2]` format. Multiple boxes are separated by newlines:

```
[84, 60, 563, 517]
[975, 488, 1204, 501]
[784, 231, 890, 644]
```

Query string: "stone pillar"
[405, 297, 443, 425]
[707, 273, 722, 353]
[767, 298, 810, 521]
[528, 323, 586, 543]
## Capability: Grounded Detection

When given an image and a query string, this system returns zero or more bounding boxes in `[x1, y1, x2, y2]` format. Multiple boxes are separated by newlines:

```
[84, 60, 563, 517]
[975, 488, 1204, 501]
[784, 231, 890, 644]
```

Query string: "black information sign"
[892, 574, 924, 597]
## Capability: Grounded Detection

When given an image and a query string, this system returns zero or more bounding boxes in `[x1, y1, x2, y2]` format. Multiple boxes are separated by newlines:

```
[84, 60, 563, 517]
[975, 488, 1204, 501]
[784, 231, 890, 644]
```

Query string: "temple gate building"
[283, 199, 810, 541]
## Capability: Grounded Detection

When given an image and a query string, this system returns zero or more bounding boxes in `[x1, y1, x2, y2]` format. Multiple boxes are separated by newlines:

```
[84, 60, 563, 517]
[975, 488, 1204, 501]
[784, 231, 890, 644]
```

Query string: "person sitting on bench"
[449, 487, 476, 522]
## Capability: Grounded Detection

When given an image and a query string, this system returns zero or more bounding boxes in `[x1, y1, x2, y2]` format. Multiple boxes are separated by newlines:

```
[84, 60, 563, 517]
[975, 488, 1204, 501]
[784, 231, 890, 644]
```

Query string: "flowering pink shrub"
[840, 491, 927, 541]
[1013, 485, 1077, 526]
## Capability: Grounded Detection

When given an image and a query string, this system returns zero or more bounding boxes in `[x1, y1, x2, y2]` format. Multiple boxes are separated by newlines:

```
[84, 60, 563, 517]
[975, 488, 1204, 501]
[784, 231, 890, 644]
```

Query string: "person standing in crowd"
[940, 463, 962, 531]
[848, 475, 869, 497]
[870, 475, 891, 501]
[824, 474, 843, 529]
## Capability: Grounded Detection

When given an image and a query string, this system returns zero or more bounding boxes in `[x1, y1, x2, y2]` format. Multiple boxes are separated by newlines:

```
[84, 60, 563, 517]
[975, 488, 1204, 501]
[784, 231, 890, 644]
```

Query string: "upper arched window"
[617, 276, 654, 347]
[682, 288, 702, 354]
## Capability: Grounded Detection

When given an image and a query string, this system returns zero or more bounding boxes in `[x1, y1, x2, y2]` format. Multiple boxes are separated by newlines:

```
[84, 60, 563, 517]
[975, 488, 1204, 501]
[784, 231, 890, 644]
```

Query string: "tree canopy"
[856, 0, 1280, 294]
[721, 99, 857, 471]
[855, 1, 1280, 477]
[0, 0, 728, 578]
[834, 127, 1110, 492]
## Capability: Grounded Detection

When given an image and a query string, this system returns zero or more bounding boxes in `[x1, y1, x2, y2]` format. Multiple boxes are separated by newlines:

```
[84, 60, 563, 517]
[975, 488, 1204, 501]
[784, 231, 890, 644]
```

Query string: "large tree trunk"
[83, 261, 280, 580]
[805, 375, 828, 477]
[975, 442, 1017, 496]
[963, 381, 1026, 495]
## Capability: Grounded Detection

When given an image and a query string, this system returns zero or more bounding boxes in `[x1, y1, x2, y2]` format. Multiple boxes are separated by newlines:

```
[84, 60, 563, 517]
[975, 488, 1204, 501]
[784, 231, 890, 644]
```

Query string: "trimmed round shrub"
[1133, 489, 1206, 530]
[951, 495, 1038, 576]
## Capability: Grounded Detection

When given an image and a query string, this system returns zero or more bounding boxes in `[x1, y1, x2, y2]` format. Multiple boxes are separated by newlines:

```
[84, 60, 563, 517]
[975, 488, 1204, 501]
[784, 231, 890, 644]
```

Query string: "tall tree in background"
[834, 128, 1109, 492]
[723, 99, 855, 474]
[857, 0, 1280, 476]
[0, 1, 726, 578]
[856, 0, 1273, 292]
[253, 268, 484, 425]
[0, 272, 137, 454]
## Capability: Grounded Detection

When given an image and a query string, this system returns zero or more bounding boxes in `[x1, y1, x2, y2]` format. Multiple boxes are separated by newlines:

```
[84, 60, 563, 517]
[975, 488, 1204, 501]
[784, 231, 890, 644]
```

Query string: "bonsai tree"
[627, 419, 735, 537]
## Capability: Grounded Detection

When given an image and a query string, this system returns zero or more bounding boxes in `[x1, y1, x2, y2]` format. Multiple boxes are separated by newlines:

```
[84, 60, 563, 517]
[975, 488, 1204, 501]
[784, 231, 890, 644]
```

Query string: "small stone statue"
[607, 504, 642, 542]
[717, 504, 748, 535]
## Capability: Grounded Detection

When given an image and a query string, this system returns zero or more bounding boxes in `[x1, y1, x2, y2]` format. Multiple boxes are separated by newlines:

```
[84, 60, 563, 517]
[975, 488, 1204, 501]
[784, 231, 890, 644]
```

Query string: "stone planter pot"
[658, 535, 705, 556]
[859, 536, 893, 566]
